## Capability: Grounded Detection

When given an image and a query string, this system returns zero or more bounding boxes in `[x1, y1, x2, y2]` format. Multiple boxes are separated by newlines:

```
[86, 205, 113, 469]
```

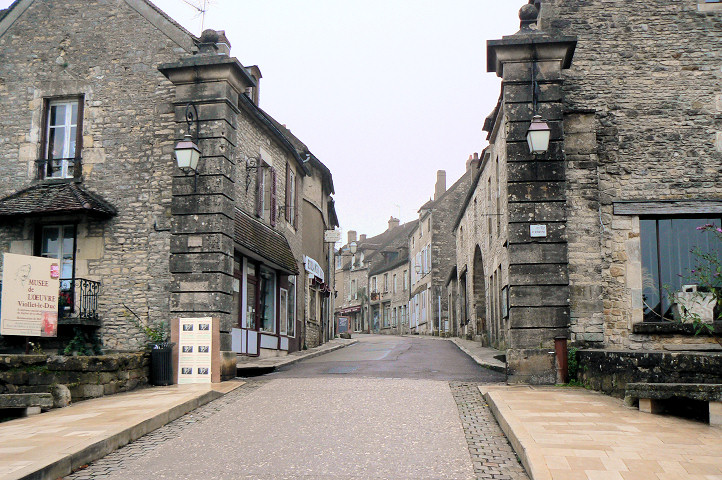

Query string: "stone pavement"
[0, 379, 244, 480]
[236, 337, 357, 371]
[449, 337, 506, 373]
[482, 385, 722, 480]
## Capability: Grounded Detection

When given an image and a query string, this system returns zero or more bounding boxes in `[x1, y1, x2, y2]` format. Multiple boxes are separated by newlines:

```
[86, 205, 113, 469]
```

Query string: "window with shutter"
[285, 163, 291, 222]
[293, 173, 299, 229]
[256, 162, 264, 217]
[270, 167, 277, 226]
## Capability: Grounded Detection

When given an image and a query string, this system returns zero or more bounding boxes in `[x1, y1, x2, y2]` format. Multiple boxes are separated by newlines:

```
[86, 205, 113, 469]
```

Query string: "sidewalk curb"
[449, 338, 506, 373]
[18, 387, 232, 480]
[237, 339, 358, 372]
[482, 387, 550, 480]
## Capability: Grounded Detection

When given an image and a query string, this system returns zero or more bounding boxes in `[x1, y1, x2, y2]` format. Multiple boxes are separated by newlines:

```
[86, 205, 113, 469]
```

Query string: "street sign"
[530, 224, 547, 238]
[324, 229, 341, 243]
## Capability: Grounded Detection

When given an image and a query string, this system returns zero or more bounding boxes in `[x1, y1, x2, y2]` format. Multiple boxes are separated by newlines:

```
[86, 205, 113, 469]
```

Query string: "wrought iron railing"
[59, 278, 100, 321]
[36, 157, 81, 180]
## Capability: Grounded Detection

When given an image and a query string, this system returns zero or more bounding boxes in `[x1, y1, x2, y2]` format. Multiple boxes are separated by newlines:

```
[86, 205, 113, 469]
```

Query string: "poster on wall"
[0, 253, 60, 337]
[177, 317, 212, 384]
[338, 317, 349, 334]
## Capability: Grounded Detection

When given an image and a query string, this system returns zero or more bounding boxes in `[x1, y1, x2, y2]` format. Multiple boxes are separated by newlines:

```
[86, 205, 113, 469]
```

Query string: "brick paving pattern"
[64, 380, 268, 479]
[451, 382, 529, 480]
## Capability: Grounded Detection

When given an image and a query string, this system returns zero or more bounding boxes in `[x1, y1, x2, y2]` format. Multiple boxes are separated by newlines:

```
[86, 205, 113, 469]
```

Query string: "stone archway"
[472, 245, 487, 343]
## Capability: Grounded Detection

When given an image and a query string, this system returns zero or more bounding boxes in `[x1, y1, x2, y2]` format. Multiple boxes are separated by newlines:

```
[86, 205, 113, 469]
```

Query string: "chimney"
[467, 152, 481, 172]
[347, 230, 357, 245]
[434, 170, 447, 200]
[198, 29, 231, 56]
[388, 216, 400, 231]
[360, 234, 367, 242]
[245, 65, 262, 106]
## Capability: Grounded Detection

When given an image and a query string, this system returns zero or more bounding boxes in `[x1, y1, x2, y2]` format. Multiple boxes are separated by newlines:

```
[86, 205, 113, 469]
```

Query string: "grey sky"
[1, 0, 524, 241]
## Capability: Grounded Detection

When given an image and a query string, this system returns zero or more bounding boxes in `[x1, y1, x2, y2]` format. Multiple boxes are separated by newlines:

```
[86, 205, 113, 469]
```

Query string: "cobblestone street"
[65, 336, 527, 479]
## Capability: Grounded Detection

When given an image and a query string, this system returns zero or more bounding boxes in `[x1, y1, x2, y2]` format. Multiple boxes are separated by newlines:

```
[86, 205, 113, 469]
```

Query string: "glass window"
[259, 267, 276, 333]
[40, 225, 76, 311]
[641, 217, 722, 321]
[383, 305, 390, 327]
[45, 99, 79, 179]
[287, 276, 296, 337]
[279, 289, 288, 335]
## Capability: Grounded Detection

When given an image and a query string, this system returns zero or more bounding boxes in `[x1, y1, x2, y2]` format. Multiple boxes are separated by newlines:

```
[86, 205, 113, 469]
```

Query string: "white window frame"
[45, 99, 79, 179]
[279, 288, 288, 336]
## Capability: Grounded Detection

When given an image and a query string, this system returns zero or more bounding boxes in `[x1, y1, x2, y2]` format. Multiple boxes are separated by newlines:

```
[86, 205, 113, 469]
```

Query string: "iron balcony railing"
[59, 278, 101, 321]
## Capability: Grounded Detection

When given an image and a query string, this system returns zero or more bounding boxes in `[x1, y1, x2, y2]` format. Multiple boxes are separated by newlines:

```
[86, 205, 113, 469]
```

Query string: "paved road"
[66, 335, 527, 480]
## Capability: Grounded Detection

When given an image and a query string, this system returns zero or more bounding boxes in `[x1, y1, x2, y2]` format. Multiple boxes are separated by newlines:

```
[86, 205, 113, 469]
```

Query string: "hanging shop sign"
[177, 317, 213, 384]
[0, 253, 60, 337]
[304, 256, 325, 283]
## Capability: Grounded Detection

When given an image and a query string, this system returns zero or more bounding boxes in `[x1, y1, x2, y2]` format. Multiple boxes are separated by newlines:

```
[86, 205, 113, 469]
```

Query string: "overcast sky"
[1, 0, 524, 242]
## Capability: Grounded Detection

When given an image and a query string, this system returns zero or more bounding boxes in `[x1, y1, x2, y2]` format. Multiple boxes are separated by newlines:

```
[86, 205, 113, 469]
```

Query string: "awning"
[0, 182, 117, 220]
[234, 208, 299, 275]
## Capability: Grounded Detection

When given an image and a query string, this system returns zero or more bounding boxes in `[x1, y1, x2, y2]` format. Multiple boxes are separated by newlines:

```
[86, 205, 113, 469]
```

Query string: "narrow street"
[66, 336, 527, 480]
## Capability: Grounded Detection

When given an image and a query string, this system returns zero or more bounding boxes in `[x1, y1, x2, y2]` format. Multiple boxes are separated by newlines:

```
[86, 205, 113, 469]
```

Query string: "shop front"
[233, 210, 300, 357]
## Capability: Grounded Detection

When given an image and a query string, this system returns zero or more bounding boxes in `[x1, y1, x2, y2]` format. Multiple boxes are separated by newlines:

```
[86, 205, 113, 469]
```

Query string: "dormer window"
[40, 98, 83, 180]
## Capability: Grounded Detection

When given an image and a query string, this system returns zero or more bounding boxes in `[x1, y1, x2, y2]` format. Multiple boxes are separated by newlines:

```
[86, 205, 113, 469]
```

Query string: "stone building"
[454, 0, 722, 384]
[367, 218, 416, 335]
[0, 0, 336, 374]
[334, 230, 369, 333]
[409, 169, 472, 335]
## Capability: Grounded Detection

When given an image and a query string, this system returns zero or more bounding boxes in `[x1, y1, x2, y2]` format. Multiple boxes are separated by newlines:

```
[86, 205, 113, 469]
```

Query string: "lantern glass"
[526, 116, 551, 154]
[349, 242, 358, 254]
[174, 136, 201, 172]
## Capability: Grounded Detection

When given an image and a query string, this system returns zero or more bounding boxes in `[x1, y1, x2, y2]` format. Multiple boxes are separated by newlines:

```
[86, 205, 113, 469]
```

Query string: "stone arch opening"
[472, 245, 487, 343]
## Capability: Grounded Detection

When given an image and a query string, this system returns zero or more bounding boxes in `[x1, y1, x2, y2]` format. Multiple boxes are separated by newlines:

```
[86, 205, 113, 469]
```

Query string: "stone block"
[171, 213, 233, 236]
[170, 233, 234, 255]
[507, 161, 566, 182]
[509, 262, 569, 286]
[51, 384, 71, 408]
[638, 398, 664, 414]
[710, 401, 722, 427]
[564, 132, 597, 155]
[505, 102, 563, 122]
[171, 193, 235, 216]
[509, 327, 569, 349]
[0, 393, 53, 409]
[508, 201, 567, 223]
[504, 82, 562, 104]
[509, 306, 570, 329]
[507, 181, 566, 202]
[172, 174, 234, 197]
[510, 285, 570, 307]
[169, 252, 233, 274]
[220, 351, 237, 381]
[506, 348, 557, 385]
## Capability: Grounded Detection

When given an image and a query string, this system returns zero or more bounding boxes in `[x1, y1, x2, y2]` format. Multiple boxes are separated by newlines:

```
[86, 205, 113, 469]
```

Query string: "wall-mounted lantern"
[526, 115, 551, 154]
[349, 242, 358, 254]
[174, 103, 201, 190]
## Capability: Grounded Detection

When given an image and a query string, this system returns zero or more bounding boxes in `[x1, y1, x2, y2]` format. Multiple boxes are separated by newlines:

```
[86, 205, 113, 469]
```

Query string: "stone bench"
[625, 383, 722, 426]
[0, 393, 53, 416]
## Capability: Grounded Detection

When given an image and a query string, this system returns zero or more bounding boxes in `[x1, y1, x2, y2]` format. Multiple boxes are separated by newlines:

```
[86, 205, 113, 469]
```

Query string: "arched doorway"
[472, 246, 487, 344]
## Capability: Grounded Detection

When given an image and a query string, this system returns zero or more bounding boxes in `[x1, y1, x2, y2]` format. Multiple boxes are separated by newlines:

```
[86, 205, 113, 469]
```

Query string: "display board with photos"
[178, 317, 213, 384]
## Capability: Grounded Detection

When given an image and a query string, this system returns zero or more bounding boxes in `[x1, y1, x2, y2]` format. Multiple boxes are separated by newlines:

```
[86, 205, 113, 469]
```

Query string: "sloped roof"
[0, 182, 117, 220]
[234, 208, 299, 275]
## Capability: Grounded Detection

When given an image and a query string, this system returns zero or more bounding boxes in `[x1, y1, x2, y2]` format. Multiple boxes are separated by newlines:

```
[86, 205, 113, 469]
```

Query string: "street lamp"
[349, 242, 358, 255]
[526, 115, 551, 154]
[174, 104, 201, 190]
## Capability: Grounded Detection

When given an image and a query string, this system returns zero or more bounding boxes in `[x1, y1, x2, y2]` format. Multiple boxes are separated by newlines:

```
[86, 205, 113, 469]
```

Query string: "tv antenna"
[180, 0, 211, 32]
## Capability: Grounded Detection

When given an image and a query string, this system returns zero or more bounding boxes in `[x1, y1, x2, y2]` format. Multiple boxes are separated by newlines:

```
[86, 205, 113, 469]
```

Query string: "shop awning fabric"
[234, 208, 300, 275]
[0, 182, 117, 220]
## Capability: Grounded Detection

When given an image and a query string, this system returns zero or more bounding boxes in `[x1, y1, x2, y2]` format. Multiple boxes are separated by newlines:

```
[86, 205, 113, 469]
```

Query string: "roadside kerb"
[236, 338, 358, 372]
[4, 381, 244, 480]
[480, 385, 550, 480]
[449, 337, 506, 373]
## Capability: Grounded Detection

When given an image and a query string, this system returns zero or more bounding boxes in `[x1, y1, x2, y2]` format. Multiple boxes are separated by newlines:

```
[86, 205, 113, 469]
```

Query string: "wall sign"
[530, 224, 548, 238]
[177, 317, 212, 384]
[0, 253, 60, 337]
[303, 256, 324, 282]
[324, 229, 341, 243]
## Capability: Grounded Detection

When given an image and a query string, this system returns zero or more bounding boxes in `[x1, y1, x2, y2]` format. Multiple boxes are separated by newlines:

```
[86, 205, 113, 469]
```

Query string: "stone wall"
[0, 0, 191, 350]
[539, 0, 722, 348]
[577, 349, 722, 398]
[0, 352, 148, 404]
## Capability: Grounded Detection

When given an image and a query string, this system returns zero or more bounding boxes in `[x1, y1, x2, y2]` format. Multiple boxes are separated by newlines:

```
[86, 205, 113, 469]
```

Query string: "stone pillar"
[487, 5, 577, 384]
[159, 30, 257, 381]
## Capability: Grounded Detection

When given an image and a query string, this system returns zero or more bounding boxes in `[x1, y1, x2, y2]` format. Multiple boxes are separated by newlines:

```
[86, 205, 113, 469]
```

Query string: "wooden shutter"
[293, 174, 299, 229]
[255, 162, 263, 217]
[285, 163, 291, 222]
[270, 167, 277, 226]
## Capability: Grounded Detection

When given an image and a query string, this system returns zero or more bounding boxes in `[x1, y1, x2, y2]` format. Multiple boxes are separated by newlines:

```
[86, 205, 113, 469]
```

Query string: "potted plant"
[125, 306, 175, 386]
